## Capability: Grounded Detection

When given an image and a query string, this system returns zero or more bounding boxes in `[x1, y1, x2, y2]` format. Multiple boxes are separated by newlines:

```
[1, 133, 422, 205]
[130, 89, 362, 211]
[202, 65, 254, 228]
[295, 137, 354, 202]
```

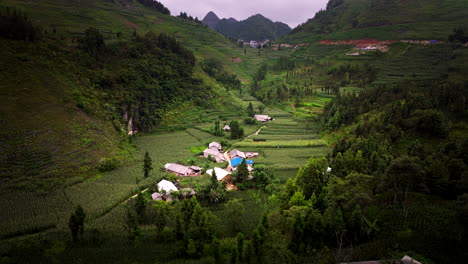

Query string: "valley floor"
[0, 94, 330, 263]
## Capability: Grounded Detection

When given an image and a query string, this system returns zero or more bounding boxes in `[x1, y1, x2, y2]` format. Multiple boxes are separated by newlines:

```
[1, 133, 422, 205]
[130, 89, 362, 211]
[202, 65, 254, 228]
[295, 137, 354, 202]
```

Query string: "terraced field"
[233, 107, 331, 181]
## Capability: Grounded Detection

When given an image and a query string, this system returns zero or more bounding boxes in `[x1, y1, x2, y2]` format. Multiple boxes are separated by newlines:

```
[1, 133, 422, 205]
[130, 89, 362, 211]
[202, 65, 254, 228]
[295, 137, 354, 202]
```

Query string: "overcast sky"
[158, 0, 329, 28]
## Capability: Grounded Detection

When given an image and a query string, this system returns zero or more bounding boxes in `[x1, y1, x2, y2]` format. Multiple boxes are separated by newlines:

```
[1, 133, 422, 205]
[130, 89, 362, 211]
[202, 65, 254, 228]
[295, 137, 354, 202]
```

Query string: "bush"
[244, 117, 257, 125]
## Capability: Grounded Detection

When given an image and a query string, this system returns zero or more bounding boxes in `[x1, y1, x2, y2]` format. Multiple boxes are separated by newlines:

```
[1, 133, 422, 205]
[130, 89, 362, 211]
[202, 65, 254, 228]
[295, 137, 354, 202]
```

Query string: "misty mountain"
[203, 12, 291, 41]
[202, 11, 220, 29]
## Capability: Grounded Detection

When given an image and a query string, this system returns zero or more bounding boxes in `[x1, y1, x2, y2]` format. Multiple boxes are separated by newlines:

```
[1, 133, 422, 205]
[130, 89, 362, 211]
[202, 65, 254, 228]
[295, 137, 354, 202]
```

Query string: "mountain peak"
[227, 17, 238, 23]
[202, 11, 221, 29]
[215, 13, 291, 41]
[252, 13, 265, 18]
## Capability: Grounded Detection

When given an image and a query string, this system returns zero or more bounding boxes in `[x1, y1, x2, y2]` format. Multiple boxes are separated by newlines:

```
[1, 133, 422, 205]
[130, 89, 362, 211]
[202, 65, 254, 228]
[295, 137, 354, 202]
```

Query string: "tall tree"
[235, 159, 249, 183]
[124, 207, 141, 242]
[295, 157, 329, 206]
[229, 120, 244, 139]
[143, 151, 153, 178]
[81, 27, 105, 56]
[68, 205, 86, 242]
[135, 192, 146, 223]
[247, 102, 255, 117]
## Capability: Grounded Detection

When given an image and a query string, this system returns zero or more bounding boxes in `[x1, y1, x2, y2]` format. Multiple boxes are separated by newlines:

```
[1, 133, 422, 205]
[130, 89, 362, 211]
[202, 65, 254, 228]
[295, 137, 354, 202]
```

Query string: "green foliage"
[254, 64, 268, 82]
[202, 58, 241, 90]
[287, 0, 468, 41]
[383, 155, 426, 197]
[250, 166, 273, 190]
[213, 120, 224, 136]
[80, 27, 105, 56]
[136, 0, 170, 15]
[229, 120, 244, 139]
[247, 102, 255, 117]
[225, 199, 245, 234]
[273, 56, 295, 71]
[143, 151, 153, 178]
[295, 156, 329, 206]
[448, 27, 468, 43]
[134, 192, 146, 223]
[0, 4, 39, 41]
[152, 201, 169, 233]
[124, 206, 141, 243]
[176, 197, 215, 257]
[236, 232, 244, 260]
[234, 159, 249, 184]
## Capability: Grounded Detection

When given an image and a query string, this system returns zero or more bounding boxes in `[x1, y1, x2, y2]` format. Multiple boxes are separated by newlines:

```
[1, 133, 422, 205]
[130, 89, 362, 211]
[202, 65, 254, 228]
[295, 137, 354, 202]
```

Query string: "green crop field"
[0, 127, 224, 240]
[231, 106, 331, 180]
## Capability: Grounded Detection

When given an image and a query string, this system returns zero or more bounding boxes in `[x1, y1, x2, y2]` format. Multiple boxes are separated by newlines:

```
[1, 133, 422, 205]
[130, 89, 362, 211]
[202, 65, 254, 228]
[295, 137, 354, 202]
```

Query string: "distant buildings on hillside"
[239, 39, 271, 48]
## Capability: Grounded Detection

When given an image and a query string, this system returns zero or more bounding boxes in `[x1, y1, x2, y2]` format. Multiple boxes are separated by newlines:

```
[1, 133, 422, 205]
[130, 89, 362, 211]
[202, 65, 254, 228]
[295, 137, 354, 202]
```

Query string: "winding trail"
[246, 125, 265, 138]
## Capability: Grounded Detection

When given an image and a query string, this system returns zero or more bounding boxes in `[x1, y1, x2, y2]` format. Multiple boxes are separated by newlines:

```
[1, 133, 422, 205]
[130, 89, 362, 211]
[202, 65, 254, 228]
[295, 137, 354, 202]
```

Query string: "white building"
[157, 180, 178, 194]
[250, 40, 259, 48]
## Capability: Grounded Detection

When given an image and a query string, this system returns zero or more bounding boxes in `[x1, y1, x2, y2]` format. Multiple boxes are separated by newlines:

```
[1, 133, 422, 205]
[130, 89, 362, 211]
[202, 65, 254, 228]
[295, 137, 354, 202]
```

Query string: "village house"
[206, 167, 231, 182]
[203, 148, 226, 162]
[229, 149, 246, 159]
[164, 163, 201, 177]
[157, 179, 178, 193]
[208, 141, 222, 151]
[230, 157, 254, 167]
[153, 179, 179, 201]
[151, 192, 163, 201]
[223, 124, 231, 132]
[250, 40, 259, 48]
[254, 114, 272, 122]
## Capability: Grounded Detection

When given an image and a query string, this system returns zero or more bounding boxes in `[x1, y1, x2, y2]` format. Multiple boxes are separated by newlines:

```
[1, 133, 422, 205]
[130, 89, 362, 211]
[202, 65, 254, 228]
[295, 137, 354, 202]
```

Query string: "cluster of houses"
[203, 142, 225, 163]
[152, 141, 260, 201]
[239, 39, 271, 48]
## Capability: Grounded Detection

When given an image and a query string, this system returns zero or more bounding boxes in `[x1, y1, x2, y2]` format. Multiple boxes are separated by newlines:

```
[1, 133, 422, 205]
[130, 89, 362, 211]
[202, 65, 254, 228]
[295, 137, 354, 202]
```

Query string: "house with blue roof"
[230, 157, 254, 167]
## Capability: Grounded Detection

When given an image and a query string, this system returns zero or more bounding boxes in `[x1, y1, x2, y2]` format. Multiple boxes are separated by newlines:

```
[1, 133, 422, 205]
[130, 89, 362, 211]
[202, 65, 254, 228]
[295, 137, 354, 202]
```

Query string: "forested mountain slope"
[242, 0, 468, 262]
[0, 0, 246, 189]
[284, 0, 468, 42]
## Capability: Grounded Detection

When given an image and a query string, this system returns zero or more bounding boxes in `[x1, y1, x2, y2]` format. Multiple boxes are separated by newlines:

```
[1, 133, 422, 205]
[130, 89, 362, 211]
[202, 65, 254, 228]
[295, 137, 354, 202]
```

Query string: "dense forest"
[136, 0, 170, 15]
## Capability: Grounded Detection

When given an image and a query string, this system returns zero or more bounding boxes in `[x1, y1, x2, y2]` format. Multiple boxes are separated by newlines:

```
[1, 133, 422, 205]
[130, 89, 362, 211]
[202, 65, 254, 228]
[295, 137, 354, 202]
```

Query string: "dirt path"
[224, 151, 232, 169]
[128, 188, 149, 201]
[246, 125, 265, 138]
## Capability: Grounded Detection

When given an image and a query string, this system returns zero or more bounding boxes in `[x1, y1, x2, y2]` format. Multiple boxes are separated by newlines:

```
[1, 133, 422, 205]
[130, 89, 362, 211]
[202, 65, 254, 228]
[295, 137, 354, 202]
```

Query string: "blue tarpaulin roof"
[230, 157, 254, 167]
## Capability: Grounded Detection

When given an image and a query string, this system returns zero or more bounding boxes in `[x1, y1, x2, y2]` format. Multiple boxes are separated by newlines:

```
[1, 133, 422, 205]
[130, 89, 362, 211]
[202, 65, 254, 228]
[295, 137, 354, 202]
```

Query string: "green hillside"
[0, 0, 258, 190]
[284, 0, 468, 42]
[1, 0, 258, 78]
[239, 1, 468, 262]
